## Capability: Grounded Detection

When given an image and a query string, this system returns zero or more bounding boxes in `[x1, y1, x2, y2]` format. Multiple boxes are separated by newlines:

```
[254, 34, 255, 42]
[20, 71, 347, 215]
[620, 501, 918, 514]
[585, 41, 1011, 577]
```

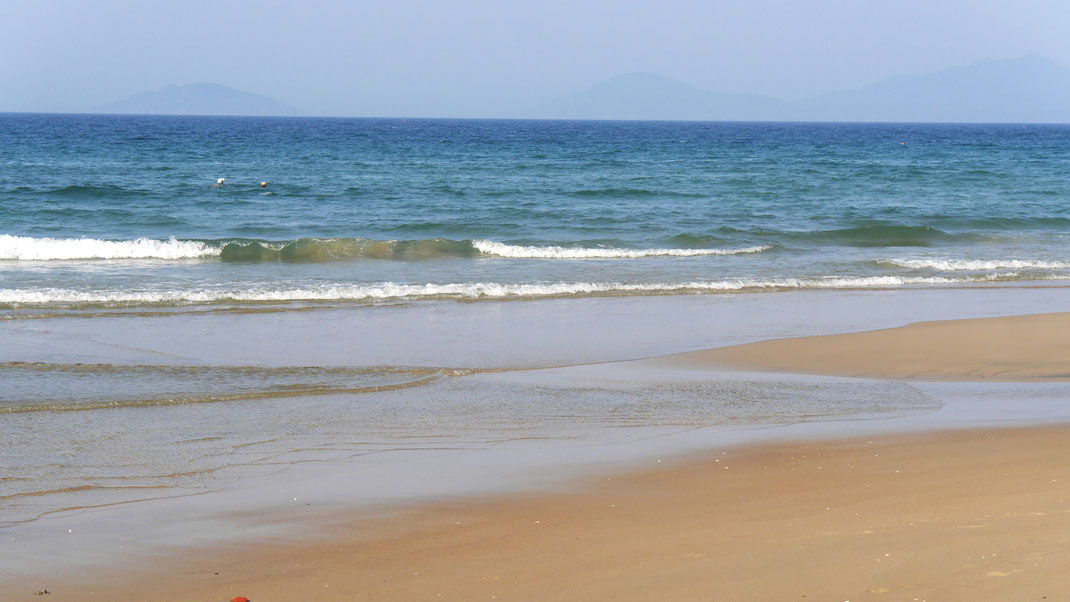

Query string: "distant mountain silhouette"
[532, 72, 787, 121]
[531, 56, 1070, 123]
[794, 55, 1070, 122]
[96, 83, 300, 117]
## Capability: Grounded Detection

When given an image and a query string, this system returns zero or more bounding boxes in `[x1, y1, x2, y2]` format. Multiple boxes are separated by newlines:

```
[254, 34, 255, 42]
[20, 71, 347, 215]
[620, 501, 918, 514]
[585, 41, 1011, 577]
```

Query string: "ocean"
[3, 114, 1070, 560]
[3, 115, 1070, 310]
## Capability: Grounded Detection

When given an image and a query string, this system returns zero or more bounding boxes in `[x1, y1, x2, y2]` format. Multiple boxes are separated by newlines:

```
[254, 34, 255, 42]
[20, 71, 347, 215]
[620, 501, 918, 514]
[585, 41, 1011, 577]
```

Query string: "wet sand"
[10, 311, 1070, 600]
[17, 425, 1070, 601]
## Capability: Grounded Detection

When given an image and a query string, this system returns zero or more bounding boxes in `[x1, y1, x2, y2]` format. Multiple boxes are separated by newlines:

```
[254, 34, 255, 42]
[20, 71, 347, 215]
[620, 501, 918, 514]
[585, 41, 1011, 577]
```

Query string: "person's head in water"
[260, 181, 267, 188]
[217, 178, 225, 186]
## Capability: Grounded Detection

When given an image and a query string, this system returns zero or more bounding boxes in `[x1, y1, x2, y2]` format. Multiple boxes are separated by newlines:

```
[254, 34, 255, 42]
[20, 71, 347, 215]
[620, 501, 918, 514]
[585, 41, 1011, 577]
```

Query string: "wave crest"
[218, 238, 478, 262]
[0, 235, 215, 260]
[472, 240, 770, 259]
[799, 225, 959, 247]
[881, 258, 1070, 271]
[0, 236, 769, 262]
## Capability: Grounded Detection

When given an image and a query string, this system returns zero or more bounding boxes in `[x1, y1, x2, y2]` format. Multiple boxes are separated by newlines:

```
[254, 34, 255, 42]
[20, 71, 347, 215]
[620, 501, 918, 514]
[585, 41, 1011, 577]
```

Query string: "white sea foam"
[0, 235, 770, 262]
[0, 274, 1024, 306]
[472, 240, 771, 259]
[0, 235, 218, 261]
[883, 258, 1070, 271]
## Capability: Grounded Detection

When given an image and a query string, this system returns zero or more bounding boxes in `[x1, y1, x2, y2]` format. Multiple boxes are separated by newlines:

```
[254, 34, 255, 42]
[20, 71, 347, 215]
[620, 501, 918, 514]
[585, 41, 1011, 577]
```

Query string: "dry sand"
[670, 311, 1070, 381]
[11, 312, 1070, 600]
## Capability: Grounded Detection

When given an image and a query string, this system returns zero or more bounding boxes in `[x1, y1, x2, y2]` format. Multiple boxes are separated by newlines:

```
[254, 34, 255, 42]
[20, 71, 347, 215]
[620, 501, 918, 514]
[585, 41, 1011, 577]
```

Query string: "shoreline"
[7, 309, 1070, 599]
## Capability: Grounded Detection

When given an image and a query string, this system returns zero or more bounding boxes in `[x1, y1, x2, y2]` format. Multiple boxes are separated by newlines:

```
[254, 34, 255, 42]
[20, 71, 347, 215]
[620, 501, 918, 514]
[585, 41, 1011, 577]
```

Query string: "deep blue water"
[2, 114, 1070, 309]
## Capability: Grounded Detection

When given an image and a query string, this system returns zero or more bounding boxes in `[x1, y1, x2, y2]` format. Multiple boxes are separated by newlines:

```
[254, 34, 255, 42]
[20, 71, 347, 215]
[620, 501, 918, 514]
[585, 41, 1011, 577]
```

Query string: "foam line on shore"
[0, 273, 1022, 306]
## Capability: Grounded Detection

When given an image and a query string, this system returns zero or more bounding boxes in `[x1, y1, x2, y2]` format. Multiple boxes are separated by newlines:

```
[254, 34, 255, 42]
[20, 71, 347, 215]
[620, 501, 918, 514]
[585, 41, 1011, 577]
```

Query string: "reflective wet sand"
[4, 286, 1070, 585]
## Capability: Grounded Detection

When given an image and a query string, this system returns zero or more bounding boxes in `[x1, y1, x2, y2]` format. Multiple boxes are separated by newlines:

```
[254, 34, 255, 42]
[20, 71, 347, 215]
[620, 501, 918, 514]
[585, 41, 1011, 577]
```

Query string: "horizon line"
[2, 111, 1069, 126]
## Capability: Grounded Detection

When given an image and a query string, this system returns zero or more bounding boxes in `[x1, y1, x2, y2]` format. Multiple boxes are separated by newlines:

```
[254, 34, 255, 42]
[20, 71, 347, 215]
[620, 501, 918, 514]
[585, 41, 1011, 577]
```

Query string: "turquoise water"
[3, 115, 1070, 310]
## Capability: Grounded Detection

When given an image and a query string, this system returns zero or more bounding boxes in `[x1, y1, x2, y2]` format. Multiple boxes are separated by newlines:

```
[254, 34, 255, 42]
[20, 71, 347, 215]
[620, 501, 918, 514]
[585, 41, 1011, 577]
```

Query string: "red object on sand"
[232, 597, 250, 602]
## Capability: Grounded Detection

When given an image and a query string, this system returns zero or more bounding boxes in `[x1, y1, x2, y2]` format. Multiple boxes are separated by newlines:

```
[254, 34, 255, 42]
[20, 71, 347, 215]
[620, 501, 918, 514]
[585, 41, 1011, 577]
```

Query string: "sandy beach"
[16, 429, 1070, 601]
[669, 311, 1070, 382]
[7, 310, 1070, 600]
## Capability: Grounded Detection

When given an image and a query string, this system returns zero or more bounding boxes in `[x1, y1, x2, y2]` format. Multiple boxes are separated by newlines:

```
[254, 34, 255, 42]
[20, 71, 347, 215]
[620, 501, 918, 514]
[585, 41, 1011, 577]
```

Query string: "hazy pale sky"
[3, 0, 1068, 117]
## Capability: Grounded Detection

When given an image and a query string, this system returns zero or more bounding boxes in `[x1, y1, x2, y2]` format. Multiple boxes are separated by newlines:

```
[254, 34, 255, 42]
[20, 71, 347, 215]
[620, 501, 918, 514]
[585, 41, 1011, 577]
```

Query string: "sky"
[2, 0, 1069, 117]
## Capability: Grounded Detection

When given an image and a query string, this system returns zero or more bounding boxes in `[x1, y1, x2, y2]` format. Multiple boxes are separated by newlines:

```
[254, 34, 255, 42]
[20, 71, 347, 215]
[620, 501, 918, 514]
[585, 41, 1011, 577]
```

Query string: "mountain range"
[531, 55, 1070, 123]
[93, 55, 1070, 122]
[95, 82, 300, 117]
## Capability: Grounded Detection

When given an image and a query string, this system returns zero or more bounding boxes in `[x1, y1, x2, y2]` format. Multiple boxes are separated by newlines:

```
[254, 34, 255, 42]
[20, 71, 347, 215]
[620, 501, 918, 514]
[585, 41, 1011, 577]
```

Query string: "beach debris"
[33, 589, 50, 595]
[232, 597, 250, 602]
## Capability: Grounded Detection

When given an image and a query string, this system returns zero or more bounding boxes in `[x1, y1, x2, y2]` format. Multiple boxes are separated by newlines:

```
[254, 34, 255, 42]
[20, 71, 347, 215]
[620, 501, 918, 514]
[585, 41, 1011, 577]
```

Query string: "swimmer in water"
[216, 177, 225, 187]
[260, 181, 267, 188]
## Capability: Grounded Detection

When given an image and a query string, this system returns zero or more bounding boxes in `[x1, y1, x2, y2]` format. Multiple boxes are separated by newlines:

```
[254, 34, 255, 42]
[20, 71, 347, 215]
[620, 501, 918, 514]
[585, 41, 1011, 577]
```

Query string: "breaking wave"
[0, 273, 1024, 308]
[881, 258, 1070, 271]
[0, 235, 215, 260]
[471, 240, 770, 259]
[0, 235, 769, 262]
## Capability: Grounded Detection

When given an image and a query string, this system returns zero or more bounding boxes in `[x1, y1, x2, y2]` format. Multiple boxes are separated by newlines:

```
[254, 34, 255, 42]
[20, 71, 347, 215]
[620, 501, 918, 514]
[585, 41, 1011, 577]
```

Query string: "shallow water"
[3, 286, 1070, 533]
